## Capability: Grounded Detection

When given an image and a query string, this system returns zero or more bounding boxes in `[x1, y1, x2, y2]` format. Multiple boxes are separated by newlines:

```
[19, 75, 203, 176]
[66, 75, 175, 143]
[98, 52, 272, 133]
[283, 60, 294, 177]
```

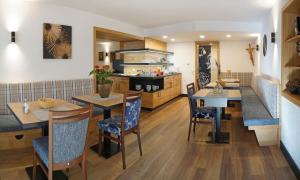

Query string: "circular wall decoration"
[263, 34, 267, 56]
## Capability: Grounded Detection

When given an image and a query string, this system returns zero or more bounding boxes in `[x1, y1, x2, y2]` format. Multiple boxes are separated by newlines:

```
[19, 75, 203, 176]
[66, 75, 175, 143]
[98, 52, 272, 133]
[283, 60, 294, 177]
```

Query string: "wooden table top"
[192, 89, 241, 101]
[72, 93, 123, 109]
[7, 99, 80, 126]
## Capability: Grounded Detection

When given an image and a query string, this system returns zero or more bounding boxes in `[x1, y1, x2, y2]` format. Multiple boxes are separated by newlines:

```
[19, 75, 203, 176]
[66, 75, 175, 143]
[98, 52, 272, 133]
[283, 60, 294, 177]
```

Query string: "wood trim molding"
[94, 27, 144, 41]
[280, 141, 300, 179]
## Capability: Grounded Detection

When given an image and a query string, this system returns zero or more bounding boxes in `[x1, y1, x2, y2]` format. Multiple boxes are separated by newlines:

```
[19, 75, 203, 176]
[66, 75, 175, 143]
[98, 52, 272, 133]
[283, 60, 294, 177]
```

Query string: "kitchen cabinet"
[141, 74, 181, 109]
[110, 74, 181, 109]
[110, 76, 129, 94]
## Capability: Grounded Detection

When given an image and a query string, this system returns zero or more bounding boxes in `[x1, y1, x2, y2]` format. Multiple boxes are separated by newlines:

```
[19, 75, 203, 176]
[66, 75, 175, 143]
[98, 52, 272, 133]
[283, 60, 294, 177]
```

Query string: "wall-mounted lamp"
[256, 44, 259, 51]
[105, 52, 108, 57]
[271, 32, 275, 43]
[11, 31, 16, 43]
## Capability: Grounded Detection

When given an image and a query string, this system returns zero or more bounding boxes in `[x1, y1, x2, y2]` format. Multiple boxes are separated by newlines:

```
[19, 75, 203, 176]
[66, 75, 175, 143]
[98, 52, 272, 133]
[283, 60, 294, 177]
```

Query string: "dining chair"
[197, 78, 203, 90]
[186, 83, 216, 142]
[196, 78, 205, 106]
[32, 106, 92, 180]
[97, 91, 143, 169]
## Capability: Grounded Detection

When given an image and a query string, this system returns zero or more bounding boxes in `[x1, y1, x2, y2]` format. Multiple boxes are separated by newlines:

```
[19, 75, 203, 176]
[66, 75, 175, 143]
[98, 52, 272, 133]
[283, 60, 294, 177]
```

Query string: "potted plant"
[89, 65, 113, 98]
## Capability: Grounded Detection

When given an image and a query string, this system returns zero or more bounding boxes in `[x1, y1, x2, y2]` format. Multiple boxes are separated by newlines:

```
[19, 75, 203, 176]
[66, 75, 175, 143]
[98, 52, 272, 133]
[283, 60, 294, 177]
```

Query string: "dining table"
[7, 99, 81, 180]
[72, 93, 123, 159]
[192, 89, 241, 143]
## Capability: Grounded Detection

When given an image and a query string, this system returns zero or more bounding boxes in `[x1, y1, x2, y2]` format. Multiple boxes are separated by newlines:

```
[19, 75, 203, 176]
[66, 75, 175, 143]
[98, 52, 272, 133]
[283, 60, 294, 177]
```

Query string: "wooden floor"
[0, 97, 297, 180]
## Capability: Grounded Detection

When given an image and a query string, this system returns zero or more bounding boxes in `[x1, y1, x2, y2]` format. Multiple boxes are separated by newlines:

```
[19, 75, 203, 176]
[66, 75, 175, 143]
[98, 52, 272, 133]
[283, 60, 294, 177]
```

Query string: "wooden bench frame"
[248, 125, 279, 146]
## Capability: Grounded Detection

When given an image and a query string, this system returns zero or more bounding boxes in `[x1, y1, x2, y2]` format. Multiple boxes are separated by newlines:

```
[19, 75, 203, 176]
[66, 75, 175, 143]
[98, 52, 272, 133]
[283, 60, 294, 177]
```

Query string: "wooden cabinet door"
[142, 92, 154, 108]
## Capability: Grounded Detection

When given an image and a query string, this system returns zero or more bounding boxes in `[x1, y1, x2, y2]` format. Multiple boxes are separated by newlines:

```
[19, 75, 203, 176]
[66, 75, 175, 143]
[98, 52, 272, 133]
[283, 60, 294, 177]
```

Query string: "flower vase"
[98, 83, 112, 98]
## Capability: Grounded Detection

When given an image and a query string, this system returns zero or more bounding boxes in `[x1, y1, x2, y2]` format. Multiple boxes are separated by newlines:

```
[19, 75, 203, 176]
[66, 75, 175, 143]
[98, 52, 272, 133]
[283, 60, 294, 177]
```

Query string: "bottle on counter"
[23, 98, 29, 114]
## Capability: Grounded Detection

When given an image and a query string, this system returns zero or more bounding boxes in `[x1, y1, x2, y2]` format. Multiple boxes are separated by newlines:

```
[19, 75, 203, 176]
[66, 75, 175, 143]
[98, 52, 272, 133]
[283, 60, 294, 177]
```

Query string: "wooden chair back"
[186, 83, 197, 117]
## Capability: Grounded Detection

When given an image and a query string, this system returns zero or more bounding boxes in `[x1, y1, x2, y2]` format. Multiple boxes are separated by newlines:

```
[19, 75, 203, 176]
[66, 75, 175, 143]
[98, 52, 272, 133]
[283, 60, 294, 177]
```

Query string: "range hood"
[114, 48, 174, 55]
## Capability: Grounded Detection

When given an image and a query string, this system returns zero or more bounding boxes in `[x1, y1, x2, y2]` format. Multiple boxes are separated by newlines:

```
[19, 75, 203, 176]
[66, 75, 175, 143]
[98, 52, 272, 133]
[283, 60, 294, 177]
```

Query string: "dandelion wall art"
[43, 23, 72, 59]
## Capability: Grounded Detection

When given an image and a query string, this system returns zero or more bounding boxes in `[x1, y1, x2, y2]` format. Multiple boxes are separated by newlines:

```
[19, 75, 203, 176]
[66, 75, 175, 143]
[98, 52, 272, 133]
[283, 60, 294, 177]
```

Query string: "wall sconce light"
[11, 31, 16, 43]
[105, 52, 108, 57]
[256, 44, 259, 51]
[271, 32, 275, 43]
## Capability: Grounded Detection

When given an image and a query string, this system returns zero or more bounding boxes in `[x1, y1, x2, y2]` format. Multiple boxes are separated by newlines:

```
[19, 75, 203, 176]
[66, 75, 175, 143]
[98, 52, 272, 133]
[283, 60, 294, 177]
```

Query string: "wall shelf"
[120, 62, 174, 66]
[281, 0, 300, 108]
[286, 34, 300, 43]
[114, 48, 174, 55]
[282, 89, 300, 107]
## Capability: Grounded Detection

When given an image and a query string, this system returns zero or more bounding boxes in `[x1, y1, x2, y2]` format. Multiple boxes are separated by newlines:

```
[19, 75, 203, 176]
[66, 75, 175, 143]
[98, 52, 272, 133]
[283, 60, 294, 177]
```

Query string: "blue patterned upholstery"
[52, 118, 89, 163]
[194, 107, 216, 119]
[187, 83, 215, 119]
[98, 115, 122, 135]
[32, 136, 49, 166]
[32, 118, 89, 166]
[124, 98, 142, 130]
[98, 98, 142, 135]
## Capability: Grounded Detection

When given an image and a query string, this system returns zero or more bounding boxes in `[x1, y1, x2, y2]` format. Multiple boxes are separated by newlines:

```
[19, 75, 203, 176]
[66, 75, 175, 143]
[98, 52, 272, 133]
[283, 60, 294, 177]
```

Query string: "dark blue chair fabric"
[187, 84, 216, 119]
[241, 87, 279, 126]
[98, 97, 142, 135]
[0, 115, 22, 132]
[98, 115, 122, 135]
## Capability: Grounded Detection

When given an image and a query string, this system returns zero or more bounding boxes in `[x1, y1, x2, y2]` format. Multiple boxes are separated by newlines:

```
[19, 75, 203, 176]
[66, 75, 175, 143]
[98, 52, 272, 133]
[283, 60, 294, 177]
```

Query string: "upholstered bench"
[0, 78, 103, 149]
[241, 87, 279, 146]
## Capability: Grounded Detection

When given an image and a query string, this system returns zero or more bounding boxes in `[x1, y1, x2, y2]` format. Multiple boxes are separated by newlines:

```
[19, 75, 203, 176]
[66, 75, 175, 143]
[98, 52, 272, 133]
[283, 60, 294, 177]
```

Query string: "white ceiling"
[36, 0, 275, 28]
[151, 31, 259, 42]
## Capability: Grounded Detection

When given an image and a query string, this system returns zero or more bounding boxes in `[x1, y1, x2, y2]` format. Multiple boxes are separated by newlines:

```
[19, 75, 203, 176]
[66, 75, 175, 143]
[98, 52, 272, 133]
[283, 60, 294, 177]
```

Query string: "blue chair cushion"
[194, 107, 216, 119]
[77, 102, 103, 117]
[241, 87, 279, 126]
[98, 115, 123, 135]
[32, 136, 49, 167]
[0, 115, 22, 132]
[92, 107, 103, 117]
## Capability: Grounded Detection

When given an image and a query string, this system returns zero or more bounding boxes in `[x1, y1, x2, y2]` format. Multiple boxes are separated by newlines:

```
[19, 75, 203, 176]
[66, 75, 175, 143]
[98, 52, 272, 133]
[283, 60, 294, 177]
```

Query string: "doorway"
[195, 41, 220, 88]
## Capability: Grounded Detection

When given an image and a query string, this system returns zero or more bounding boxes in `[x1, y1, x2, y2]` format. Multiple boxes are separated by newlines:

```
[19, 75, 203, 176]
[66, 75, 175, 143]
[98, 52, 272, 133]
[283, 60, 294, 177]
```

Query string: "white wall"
[220, 41, 255, 73]
[0, 0, 143, 83]
[168, 40, 255, 93]
[167, 42, 195, 94]
[281, 97, 300, 168]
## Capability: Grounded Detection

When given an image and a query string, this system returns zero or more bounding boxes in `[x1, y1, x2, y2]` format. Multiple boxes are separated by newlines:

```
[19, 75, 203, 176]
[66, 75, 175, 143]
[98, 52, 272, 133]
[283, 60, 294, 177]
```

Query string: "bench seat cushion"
[0, 115, 22, 132]
[241, 87, 279, 126]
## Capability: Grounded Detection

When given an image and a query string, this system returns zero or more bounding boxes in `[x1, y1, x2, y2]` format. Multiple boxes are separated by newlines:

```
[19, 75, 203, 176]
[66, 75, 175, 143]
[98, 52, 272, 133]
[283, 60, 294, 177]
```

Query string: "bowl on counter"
[135, 84, 142, 91]
[38, 98, 55, 109]
[146, 85, 152, 92]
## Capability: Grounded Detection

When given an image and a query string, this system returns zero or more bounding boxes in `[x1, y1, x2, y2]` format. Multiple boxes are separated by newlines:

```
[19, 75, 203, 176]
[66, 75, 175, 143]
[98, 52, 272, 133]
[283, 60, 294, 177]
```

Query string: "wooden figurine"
[246, 43, 255, 66]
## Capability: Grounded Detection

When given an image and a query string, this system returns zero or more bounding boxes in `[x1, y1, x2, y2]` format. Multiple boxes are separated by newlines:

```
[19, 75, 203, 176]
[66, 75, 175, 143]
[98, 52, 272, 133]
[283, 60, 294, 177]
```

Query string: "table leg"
[90, 109, 120, 158]
[214, 107, 230, 144]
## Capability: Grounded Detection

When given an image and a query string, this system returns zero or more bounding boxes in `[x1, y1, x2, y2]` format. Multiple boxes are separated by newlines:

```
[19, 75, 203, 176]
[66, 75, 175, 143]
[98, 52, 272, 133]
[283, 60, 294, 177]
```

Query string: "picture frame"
[98, 52, 104, 61]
